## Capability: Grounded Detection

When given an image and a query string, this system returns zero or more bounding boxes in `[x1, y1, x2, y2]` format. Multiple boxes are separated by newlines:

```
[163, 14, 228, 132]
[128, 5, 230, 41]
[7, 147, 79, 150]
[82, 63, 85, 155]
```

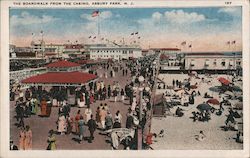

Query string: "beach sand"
[151, 73, 243, 150]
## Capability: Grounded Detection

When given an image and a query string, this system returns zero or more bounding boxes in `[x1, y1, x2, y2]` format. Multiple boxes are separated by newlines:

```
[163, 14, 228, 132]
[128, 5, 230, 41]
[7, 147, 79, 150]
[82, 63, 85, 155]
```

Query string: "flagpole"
[98, 12, 100, 37]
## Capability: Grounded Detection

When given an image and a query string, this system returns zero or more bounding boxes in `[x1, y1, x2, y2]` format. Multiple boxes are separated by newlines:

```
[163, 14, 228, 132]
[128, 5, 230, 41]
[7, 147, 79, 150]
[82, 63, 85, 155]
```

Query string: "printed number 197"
[225, 2, 232, 5]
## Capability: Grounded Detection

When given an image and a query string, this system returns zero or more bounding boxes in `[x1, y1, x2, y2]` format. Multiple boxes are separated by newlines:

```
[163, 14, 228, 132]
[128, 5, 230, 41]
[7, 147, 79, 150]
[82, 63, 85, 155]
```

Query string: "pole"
[98, 12, 100, 36]
[137, 88, 143, 150]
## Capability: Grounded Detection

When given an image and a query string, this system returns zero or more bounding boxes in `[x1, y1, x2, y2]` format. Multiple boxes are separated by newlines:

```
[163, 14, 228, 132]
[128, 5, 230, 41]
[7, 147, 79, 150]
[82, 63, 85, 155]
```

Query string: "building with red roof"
[21, 60, 97, 86]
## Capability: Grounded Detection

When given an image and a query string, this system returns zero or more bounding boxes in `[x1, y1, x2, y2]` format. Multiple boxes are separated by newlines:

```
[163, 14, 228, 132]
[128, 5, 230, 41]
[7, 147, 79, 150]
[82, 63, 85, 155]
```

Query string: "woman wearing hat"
[47, 130, 56, 150]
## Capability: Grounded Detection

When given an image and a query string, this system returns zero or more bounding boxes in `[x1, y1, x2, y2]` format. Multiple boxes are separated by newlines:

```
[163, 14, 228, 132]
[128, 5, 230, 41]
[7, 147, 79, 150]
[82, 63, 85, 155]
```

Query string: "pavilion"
[21, 60, 98, 105]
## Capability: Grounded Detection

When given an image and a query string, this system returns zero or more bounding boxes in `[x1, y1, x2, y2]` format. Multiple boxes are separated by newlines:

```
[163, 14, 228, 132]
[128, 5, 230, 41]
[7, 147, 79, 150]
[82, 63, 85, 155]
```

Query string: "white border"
[1, 0, 249, 158]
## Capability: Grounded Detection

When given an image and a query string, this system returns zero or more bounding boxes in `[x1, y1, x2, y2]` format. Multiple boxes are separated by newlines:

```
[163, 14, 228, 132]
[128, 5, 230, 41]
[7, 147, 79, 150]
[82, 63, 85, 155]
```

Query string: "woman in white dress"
[84, 106, 92, 124]
[78, 93, 85, 108]
[57, 114, 67, 135]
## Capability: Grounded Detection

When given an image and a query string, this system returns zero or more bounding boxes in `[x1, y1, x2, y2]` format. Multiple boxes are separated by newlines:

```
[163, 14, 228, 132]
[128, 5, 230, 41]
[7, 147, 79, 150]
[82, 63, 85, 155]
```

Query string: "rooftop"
[46, 60, 80, 68]
[21, 71, 97, 84]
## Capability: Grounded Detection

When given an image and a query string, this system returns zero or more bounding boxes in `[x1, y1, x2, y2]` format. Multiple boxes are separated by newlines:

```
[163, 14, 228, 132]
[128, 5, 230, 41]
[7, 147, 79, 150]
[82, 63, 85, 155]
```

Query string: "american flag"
[92, 10, 99, 17]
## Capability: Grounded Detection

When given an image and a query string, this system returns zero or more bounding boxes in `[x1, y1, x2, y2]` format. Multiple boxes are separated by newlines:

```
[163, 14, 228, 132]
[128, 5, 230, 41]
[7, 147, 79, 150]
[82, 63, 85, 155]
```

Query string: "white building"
[87, 44, 142, 60]
[184, 52, 242, 71]
[45, 44, 65, 58]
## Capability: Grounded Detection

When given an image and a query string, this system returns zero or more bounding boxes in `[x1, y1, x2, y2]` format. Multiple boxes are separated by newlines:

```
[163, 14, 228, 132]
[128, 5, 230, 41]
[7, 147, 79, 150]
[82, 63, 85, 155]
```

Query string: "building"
[45, 44, 65, 58]
[9, 44, 16, 58]
[63, 44, 85, 58]
[87, 44, 142, 60]
[184, 52, 242, 73]
[31, 40, 45, 57]
[156, 48, 183, 70]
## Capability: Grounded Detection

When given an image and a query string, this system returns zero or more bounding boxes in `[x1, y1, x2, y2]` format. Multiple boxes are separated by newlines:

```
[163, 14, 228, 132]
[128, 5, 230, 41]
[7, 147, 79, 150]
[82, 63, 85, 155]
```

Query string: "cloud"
[218, 7, 241, 17]
[10, 11, 58, 26]
[164, 10, 206, 24]
[152, 12, 162, 20]
[80, 11, 113, 21]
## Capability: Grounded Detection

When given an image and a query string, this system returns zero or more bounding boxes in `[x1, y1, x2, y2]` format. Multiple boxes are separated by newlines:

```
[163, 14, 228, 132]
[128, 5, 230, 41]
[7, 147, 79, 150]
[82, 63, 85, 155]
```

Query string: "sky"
[9, 7, 242, 51]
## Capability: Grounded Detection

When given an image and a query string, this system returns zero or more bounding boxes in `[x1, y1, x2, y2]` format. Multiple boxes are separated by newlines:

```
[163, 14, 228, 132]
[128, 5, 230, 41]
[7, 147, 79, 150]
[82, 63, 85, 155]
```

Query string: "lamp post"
[137, 76, 144, 150]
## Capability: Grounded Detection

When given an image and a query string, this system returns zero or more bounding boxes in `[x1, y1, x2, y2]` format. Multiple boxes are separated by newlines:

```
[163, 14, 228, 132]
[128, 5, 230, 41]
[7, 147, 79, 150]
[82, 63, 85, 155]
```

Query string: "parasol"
[196, 103, 212, 111]
[206, 98, 220, 105]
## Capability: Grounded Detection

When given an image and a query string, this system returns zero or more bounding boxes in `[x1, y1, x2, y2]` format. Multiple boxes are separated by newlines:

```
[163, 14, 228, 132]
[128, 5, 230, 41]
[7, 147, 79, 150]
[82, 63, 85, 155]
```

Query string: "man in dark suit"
[87, 114, 97, 143]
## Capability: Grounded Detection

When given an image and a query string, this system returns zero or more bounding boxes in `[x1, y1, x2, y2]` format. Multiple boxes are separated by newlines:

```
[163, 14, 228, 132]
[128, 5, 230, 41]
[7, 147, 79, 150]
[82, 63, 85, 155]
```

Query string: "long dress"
[57, 115, 66, 133]
[19, 130, 25, 150]
[78, 119, 85, 140]
[47, 135, 56, 150]
[40, 100, 47, 116]
[75, 114, 81, 134]
[78, 93, 85, 108]
[24, 130, 32, 150]
[84, 108, 92, 124]
[31, 98, 39, 114]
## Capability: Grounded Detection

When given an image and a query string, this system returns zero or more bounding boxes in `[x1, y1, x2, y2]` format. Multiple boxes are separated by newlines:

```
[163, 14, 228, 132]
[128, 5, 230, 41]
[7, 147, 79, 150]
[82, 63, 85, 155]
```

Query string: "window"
[213, 59, 217, 66]
[221, 61, 226, 66]
[190, 59, 195, 66]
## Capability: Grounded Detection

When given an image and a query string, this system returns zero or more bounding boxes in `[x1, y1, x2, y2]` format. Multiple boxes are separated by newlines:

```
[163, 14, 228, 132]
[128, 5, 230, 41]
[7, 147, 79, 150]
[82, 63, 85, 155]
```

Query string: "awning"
[21, 71, 97, 86]
[218, 77, 231, 85]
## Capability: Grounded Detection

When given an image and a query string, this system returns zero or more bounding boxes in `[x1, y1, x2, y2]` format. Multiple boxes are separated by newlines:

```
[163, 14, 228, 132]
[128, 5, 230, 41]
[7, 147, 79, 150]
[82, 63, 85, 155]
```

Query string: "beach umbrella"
[218, 77, 230, 85]
[207, 98, 220, 105]
[209, 86, 221, 92]
[232, 86, 242, 92]
[196, 103, 212, 111]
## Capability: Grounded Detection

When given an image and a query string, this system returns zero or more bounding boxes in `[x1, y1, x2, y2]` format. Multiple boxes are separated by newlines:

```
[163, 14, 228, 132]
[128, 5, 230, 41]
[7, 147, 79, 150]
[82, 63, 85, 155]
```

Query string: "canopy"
[46, 60, 80, 68]
[206, 98, 220, 105]
[197, 103, 212, 111]
[21, 71, 97, 86]
[209, 86, 221, 92]
[218, 77, 230, 86]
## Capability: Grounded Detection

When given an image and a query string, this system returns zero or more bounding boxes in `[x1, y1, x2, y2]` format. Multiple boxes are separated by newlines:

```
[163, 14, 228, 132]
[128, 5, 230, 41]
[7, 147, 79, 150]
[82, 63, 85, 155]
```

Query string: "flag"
[131, 33, 134, 35]
[93, 36, 96, 39]
[231, 40, 236, 44]
[138, 37, 141, 39]
[189, 44, 192, 48]
[227, 41, 231, 45]
[89, 36, 92, 38]
[135, 32, 138, 35]
[181, 41, 186, 46]
[40, 30, 43, 35]
[92, 10, 99, 17]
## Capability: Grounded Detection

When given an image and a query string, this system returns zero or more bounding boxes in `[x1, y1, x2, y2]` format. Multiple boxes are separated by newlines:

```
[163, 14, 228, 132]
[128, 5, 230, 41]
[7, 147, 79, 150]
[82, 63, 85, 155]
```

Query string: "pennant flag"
[92, 10, 99, 17]
[131, 33, 134, 35]
[93, 36, 96, 39]
[138, 37, 141, 39]
[227, 41, 231, 45]
[189, 44, 192, 48]
[181, 41, 186, 46]
[135, 32, 138, 35]
[89, 36, 92, 38]
[231, 40, 236, 44]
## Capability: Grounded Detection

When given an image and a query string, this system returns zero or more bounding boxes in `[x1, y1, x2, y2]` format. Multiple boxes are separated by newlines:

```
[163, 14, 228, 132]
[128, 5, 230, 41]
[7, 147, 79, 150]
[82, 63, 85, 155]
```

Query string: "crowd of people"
[10, 54, 159, 150]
